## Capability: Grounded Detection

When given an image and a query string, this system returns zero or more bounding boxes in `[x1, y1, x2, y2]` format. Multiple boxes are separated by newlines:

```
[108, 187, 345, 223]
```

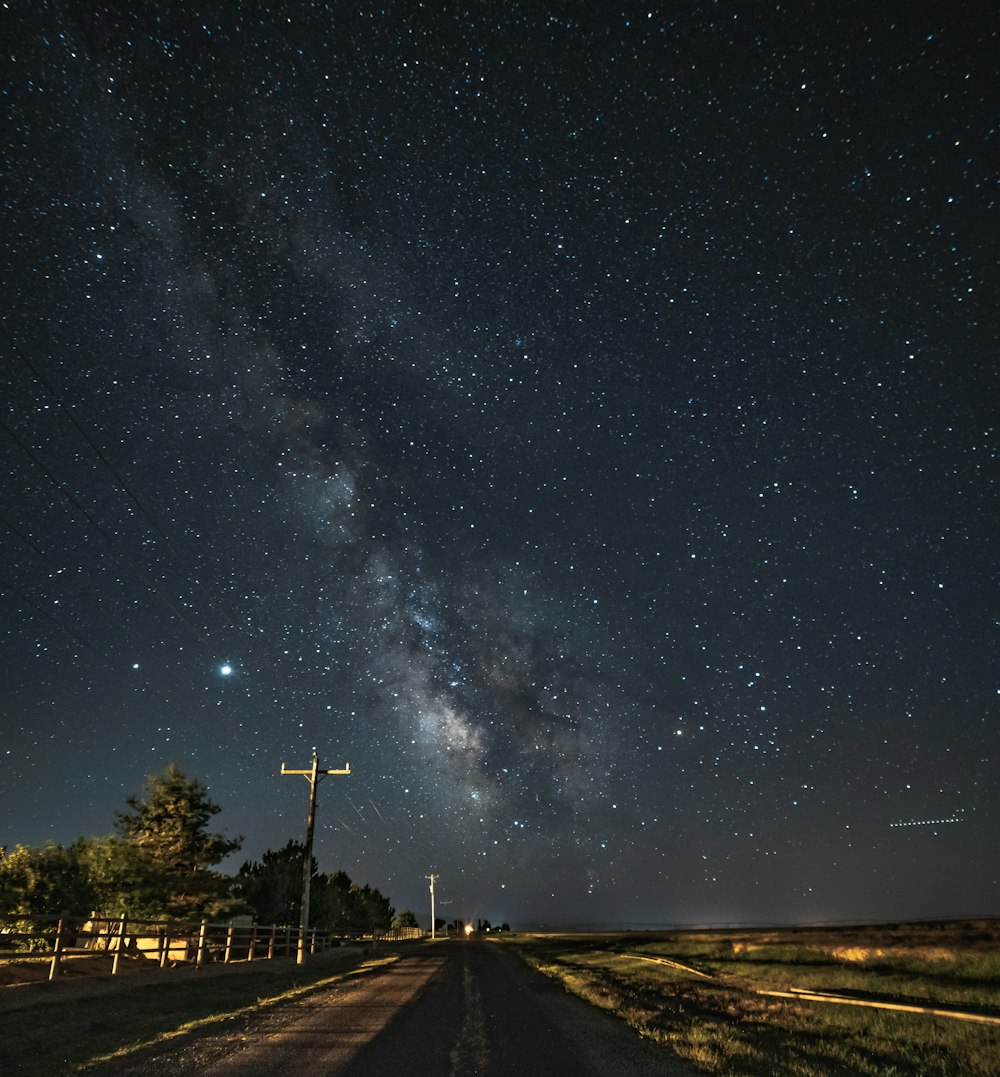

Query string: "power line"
[0, 410, 212, 649]
[1, 512, 132, 638]
[1, 514, 64, 570]
[2, 326, 227, 632]
[0, 322, 176, 552]
[0, 327, 305, 683]
[0, 576, 119, 670]
[0, 410, 121, 547]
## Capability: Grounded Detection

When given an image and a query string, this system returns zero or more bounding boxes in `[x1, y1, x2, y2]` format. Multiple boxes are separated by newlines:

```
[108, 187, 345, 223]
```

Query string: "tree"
[350, 883, 393, 932]
[115, 765, 242, 917]
[392, 908, 418, 930]
[0, 842, 93, 918]
[232, 847, 396, 935]
[76, 835, 165, 919]
[317, 869, 357, 932]
[233, 840, 311, 925]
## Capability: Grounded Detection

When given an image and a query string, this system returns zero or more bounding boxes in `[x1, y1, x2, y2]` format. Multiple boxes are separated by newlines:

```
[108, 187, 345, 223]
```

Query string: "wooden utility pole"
[426, 873, 439, 939]
[281, 751, 350, 964]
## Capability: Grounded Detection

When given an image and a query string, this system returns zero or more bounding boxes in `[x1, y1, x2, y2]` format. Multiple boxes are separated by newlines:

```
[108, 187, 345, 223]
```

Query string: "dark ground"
[93, 939, 693, 1076]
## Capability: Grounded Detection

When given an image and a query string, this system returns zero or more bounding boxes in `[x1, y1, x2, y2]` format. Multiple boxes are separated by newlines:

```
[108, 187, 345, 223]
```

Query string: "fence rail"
[0, 913, 423, 981]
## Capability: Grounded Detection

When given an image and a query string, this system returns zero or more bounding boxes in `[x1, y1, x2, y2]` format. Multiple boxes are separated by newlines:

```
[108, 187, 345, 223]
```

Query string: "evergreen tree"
[233, 839, 311, 925]
[318, 868, 357, 932]
[349, 882, 394, 931]
[392, 907, 418, 929]
[231, 846, 395, 934]
[115, 765, 241, 917]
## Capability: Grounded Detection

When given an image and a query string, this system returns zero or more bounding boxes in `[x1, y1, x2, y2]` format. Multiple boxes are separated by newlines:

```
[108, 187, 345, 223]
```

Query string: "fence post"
[310, 928, 317, 956]
[285, 924, 291, 958]
[196, 918, 207, 968]
[48, 915, 65, 981]
[111, 916, 127, 976]
[224, 923, 234, 964]
[248, 923, 257, 962]
[268, 924, 276, 960]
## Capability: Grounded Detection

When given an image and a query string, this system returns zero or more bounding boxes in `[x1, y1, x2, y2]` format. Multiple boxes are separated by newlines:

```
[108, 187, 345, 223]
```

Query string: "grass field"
[2, 923, 998, 1074]
[501, 919, 1000, 1075]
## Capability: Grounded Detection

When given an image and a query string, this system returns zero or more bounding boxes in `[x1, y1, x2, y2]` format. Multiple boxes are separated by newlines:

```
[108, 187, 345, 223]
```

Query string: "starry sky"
[2, 1, 997, 930]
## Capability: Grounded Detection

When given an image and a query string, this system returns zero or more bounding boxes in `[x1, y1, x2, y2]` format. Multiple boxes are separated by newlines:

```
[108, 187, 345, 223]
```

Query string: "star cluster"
[1, 2, 997, 927]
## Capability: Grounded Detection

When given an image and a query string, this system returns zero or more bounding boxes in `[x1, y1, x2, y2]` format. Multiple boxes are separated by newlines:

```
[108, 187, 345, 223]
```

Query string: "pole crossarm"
[281, 763, 351, 777]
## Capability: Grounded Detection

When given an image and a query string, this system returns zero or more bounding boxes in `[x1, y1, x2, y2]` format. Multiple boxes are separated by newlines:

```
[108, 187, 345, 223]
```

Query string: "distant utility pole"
[426, 873, 439, 939]
[281, 750, 350, 965]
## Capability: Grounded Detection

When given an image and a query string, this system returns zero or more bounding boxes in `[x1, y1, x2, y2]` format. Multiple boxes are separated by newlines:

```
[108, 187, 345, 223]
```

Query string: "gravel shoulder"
[1, 940, 696, 1076]
[0, 944, 401, 1074]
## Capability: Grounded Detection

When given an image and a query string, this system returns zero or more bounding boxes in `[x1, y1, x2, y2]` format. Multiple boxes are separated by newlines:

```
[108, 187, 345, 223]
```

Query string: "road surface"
[107, 939, 693, 1075]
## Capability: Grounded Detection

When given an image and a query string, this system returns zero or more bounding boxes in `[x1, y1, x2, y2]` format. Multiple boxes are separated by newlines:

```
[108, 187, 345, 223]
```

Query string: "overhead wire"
[0, 407, 213, 649]
[0, 330, 272, 666]
[0, 575, 120, 671]
[2, 513, 65, 570]
[1, 511, 137, 651]
[0, 322, 177, 552]
[4, 321, 275, 638]
[1, 324, 304, 682]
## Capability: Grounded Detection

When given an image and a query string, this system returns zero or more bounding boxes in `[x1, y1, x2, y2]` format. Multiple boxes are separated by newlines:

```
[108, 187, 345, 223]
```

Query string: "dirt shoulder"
[0, 944, 412, 1074]
[0, 944, 373, 1011]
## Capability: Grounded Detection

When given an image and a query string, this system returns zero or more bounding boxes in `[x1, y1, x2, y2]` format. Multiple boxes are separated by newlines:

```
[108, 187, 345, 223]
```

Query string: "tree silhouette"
[234, 839, 312, 925]
[393, 908, 418, 929]
[115, 764, 242, 916]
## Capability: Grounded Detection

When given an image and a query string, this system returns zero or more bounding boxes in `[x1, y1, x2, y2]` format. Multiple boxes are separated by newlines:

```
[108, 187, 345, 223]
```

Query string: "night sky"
[2, 2, 998, 930]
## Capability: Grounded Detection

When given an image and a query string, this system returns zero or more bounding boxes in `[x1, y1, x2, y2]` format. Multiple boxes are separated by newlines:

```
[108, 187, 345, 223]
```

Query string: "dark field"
[502, 919, 1000, 1075]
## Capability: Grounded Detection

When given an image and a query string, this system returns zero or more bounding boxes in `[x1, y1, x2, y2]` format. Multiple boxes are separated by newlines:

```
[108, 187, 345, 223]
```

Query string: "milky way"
[2, 2, 997, 927]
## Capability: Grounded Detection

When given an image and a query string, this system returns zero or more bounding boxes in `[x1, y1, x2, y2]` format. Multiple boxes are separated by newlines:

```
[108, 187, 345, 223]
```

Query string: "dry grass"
[504, 920, 1000, 1075]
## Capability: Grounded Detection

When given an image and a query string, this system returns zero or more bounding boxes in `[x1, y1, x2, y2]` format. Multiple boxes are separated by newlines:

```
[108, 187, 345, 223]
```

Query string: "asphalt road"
[116, 940, 694, 1076]
[337, 940, 694, 1077]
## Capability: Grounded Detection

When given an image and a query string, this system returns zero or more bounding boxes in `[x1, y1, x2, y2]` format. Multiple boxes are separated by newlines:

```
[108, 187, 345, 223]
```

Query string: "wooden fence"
[0, 913, 423, 981]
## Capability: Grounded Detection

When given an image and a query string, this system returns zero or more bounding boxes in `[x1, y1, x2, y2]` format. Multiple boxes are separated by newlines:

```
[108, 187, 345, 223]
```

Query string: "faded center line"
[449, 961, 489, 1076]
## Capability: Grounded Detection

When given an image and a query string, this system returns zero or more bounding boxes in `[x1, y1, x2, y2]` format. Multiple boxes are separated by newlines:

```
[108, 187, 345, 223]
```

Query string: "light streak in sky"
[889, 812, 964, 828]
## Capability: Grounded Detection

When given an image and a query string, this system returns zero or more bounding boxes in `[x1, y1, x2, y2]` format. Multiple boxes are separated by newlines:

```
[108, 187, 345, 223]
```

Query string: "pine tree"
[234, 839, 311, 925]
[115, 765, 242, 917]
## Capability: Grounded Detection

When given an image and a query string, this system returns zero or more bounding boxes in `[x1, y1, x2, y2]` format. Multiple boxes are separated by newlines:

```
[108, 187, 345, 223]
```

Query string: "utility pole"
[426, 873, 439, 939]
[281, 750, 350, 965]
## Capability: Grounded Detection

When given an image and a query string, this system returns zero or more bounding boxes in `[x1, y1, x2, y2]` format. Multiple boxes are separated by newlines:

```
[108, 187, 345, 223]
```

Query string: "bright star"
[220, 664, 233, 676]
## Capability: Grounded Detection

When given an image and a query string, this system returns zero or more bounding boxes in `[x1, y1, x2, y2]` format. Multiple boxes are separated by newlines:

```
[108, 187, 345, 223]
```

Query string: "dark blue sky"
[2, 1, 997, 928]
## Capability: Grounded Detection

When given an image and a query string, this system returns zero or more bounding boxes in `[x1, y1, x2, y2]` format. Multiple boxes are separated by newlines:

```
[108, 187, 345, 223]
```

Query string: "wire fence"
[0, 912, 424, 981]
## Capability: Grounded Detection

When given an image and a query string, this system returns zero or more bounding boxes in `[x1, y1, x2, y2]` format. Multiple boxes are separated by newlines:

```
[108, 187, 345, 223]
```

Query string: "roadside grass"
[625, 936, 1000, 1012]
[505, 921, 1000, 1076]
[0, 948, 401, 1075]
